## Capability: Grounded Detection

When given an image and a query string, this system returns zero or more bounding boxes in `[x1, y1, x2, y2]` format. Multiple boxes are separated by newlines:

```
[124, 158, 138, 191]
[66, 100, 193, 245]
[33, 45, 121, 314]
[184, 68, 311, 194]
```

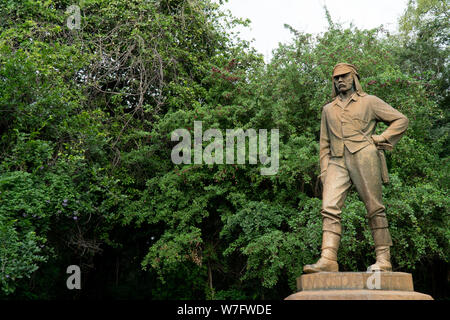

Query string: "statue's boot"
[367, 224, 393, 272]
[367, 246, 392, 272]
[303, 231, 340, 273]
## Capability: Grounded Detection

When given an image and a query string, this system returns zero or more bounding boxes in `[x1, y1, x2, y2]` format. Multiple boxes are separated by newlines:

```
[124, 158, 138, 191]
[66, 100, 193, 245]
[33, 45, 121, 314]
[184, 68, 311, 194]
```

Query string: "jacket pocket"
[351, 117, 368, 130]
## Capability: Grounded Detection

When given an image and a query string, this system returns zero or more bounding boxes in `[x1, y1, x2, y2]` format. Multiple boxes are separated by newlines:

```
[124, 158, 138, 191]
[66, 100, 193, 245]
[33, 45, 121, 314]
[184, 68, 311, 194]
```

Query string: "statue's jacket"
[319, 91, 409, 177]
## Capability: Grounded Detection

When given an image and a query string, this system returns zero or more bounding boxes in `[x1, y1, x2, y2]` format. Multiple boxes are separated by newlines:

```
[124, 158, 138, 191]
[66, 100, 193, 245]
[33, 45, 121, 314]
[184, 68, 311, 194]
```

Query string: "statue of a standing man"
[303, 63, 409, 273]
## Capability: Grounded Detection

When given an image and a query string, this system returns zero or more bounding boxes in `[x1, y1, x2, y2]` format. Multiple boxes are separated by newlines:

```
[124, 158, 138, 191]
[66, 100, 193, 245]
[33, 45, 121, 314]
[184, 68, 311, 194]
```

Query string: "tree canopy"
[0, 0, 448, 299]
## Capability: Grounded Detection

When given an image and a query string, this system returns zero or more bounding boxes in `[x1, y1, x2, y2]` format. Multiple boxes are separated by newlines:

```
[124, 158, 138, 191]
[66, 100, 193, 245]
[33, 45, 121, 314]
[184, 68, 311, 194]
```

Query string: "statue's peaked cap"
[333, 63, 360, 78]
[331, 63, 364, 98]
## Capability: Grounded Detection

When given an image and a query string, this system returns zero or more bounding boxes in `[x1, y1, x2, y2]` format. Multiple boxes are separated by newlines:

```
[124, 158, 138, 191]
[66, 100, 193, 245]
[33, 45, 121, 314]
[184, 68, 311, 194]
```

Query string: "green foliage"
[0, 0, 448, 299]
[396, 0, 449, 154]
[0, 216, 46, 295]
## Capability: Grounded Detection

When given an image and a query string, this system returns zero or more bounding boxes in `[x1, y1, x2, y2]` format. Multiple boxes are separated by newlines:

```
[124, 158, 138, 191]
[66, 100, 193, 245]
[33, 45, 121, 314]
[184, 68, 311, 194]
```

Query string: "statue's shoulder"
[359, 92, 379, 102]
[322, 99, 336, 111]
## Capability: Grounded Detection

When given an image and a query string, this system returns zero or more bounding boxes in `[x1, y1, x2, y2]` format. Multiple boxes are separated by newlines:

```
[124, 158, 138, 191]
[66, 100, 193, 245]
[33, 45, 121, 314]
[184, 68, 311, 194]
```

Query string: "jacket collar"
[333, 91, 366, 108]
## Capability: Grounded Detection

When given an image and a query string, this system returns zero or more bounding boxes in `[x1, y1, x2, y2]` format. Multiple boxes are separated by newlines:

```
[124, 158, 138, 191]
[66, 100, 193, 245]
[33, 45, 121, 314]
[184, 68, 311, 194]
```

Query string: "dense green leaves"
[0, 0, 448, 299]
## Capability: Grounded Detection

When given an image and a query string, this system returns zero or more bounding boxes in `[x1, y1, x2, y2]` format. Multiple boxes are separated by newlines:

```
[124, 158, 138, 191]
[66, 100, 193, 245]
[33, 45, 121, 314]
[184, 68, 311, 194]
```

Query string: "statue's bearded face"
[334, 72, 354, 94]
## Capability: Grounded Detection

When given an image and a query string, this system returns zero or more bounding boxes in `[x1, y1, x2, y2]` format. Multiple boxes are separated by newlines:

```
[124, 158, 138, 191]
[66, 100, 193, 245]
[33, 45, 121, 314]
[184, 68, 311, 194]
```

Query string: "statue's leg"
[345, 144, 392, 272]
[303, 158, 351, 273]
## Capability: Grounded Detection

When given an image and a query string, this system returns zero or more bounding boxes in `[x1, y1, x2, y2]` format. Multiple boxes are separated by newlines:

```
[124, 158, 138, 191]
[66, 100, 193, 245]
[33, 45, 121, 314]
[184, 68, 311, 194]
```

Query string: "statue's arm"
[370, 96, 409, 148]
[319, 107, 331, 182]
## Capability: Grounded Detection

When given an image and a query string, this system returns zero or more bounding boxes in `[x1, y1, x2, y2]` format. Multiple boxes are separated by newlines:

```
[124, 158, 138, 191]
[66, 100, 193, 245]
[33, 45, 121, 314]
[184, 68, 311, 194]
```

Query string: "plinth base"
[285, 272, 433, 300]
[286, 289, 433, 300]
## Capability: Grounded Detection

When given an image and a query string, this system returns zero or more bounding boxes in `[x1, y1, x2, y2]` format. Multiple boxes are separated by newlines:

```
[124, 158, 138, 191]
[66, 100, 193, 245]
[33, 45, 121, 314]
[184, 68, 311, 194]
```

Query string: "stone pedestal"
[285, 272, 433, 300]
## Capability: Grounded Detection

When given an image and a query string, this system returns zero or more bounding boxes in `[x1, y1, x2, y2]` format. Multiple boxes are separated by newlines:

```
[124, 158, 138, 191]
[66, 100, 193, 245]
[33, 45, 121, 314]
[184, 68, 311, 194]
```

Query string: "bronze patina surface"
[285, 272, 433, 300]
[303, 63, 409, 274]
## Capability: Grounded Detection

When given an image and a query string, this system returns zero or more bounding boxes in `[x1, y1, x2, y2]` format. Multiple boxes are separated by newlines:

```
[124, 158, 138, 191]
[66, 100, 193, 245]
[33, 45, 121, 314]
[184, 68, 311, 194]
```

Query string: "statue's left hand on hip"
[371, 135, 386, 145]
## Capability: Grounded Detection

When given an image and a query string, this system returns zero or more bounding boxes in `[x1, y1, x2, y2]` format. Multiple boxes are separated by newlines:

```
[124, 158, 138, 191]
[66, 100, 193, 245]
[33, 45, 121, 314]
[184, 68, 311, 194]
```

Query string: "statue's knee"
[368, 215, 389, 230]
[322, 217, 342, 235]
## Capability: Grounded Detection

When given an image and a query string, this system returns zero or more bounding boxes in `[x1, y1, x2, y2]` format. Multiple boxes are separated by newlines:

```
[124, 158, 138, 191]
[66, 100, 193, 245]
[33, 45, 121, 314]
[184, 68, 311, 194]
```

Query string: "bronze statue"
[303, 63, 409, 273]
